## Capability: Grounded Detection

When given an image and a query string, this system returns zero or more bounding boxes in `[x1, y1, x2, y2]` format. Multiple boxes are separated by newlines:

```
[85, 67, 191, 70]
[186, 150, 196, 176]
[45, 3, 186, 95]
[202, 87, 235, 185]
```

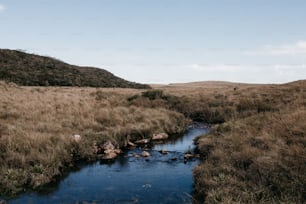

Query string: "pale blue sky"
[1, 0, 306, 83]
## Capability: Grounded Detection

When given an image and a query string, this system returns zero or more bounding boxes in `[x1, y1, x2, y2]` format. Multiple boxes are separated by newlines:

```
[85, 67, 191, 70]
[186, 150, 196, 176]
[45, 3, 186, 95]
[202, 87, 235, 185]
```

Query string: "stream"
[8, 125, 208, 204]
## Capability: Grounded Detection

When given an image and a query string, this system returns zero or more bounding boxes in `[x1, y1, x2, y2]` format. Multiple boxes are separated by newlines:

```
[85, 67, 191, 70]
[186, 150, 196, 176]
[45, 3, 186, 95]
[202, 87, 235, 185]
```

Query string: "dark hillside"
[0, 49, 150, 89]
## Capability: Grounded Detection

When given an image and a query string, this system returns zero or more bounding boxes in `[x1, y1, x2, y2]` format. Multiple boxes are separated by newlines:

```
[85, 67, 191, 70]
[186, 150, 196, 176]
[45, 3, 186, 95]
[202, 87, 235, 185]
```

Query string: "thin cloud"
[244, 40, 306, 56]
[189, 63, 305, 72]
[273, 64, 306, 76]
[0, 4, 5, 13]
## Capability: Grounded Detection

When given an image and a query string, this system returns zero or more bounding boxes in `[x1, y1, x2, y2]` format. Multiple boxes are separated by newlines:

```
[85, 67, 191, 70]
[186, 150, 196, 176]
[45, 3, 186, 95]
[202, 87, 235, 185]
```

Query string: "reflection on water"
[8, 127, 208, 204]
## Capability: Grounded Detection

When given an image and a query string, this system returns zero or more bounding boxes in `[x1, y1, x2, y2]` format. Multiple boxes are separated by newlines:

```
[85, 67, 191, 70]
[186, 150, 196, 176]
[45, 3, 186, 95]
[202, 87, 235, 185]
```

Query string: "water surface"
[9, 126, 208, 204]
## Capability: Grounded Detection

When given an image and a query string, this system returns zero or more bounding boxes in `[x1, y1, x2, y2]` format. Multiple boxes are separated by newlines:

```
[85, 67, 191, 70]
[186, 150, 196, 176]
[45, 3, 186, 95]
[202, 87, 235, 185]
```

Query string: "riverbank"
[170, 81, 306, 203]
[8, 126, 208, 204]
[0, 82, 188, 197]
[1, 80, 305, 203]
[194, 108, 306, 203]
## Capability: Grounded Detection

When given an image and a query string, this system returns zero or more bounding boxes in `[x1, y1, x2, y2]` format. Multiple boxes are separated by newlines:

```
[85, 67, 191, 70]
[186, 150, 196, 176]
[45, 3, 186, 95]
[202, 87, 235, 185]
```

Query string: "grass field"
[157, 81, 306, 203]
[0, 81, 187, 197]
[1, 80, 305, 203]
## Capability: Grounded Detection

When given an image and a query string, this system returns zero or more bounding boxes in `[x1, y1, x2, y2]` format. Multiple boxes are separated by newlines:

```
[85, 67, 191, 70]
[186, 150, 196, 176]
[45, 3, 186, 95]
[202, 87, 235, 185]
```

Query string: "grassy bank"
[0, 81, 187, 197]
[1, 79, 305, 202]
[125, 81, 305, 203]
[194, 109, 306, 203]
[169, 81, 306, 203]
[155, 81, 305, 123]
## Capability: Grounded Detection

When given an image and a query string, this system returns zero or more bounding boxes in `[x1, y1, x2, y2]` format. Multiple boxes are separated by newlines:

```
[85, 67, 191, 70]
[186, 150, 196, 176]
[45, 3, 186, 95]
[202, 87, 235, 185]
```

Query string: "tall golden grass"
[176, 81, 306, 203]
[0, 81, 187, 196]
[156, 81, 306, 123]
[193, 109, 305, 203]
[1, 79, 305, 203]
[118, 81, 306, 203]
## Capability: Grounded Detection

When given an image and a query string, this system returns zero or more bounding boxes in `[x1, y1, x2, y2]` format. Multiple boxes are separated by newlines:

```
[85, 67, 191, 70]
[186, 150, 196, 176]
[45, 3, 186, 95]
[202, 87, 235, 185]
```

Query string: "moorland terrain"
[0, 50, 305, 203]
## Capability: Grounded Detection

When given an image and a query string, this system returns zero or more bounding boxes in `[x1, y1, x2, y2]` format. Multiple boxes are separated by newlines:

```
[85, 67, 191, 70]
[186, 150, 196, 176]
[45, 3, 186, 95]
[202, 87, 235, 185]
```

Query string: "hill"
[0, 49, 150, 89]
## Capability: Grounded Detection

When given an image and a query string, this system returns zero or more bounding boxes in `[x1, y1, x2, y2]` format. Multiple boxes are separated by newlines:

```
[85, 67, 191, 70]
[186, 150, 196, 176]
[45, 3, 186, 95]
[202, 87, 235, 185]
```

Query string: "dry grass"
[187, 81, 306, 203]
[1, 79, 305, 202]
[0, 81, 187, 197]
[194, 110, 306, 203]
[155, 81, 306, 123]
[126, 81, 306, 203]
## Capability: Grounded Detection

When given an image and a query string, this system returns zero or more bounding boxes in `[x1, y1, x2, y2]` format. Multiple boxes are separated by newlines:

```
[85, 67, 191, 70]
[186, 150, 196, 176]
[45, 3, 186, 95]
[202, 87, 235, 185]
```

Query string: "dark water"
[8, 127, 208, 204]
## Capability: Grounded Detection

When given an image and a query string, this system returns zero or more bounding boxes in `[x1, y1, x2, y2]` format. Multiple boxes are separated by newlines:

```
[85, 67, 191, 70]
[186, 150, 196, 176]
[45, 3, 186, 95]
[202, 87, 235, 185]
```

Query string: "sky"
[0, 0, 306, 84]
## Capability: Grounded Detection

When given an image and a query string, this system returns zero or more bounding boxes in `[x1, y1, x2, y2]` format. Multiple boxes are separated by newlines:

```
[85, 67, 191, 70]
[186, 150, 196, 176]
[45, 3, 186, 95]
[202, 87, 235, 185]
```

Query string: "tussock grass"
[1, 79, 305, 202]
[184, 81, 306, 203]
[194, 110, 306, 203]
[127, 82, 305, 202]
[155, 81, 305, 123]
[0, 82, 186, 197]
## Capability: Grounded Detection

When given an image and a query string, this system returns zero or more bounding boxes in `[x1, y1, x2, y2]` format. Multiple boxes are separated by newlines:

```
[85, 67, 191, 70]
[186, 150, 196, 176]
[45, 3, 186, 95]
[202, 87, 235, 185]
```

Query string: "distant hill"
[168, 81, 261, 87]
[285, 80, 306, 87]
[151, 81, 254, 90]
[0, 49, 150, 89]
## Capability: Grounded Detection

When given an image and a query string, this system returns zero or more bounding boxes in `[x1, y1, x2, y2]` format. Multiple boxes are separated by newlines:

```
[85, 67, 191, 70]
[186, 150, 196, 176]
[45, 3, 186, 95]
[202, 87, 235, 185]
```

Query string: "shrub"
[141, 89, 164, 100]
